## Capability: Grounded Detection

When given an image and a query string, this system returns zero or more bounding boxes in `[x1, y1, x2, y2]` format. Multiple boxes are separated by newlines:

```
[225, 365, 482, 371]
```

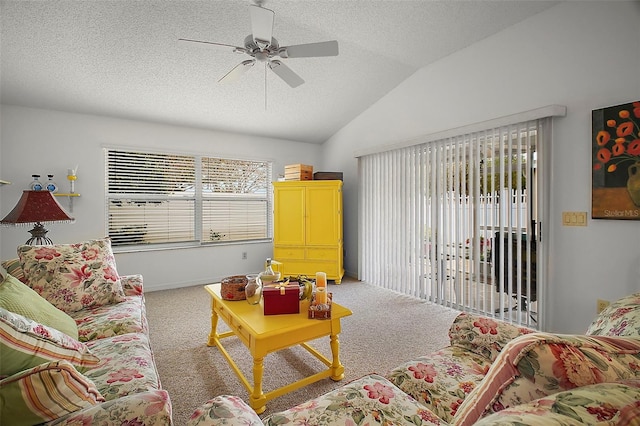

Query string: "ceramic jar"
[627, 161, 640, 207]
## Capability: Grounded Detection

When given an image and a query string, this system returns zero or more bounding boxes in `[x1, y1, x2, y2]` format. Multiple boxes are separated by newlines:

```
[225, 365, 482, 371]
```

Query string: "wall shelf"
[54, 193, 81, 197]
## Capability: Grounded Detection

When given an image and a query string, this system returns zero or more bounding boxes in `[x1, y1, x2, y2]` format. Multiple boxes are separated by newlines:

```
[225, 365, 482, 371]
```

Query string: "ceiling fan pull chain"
[264, 62, 268, 110]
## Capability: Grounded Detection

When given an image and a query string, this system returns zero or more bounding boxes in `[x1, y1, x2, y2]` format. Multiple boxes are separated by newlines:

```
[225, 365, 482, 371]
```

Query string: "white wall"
[0, 106, 321, 291]
[322, 1, 640, 333]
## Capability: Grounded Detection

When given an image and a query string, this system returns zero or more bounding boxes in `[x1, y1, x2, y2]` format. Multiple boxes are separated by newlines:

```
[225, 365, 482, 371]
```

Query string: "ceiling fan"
[179, 1, 339, 89]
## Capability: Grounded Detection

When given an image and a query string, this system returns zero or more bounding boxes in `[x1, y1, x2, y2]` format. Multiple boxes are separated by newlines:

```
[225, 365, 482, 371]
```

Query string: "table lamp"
[0, 190, 75, 245]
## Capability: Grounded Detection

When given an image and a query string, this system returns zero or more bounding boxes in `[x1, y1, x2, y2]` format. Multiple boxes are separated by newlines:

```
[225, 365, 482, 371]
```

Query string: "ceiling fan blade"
[268, 60, 304, 88]
[249, 5, 274, 47]
[280, 40, 339, 58]
[218, 60, 255, 83]
[178, 38, 244, 52]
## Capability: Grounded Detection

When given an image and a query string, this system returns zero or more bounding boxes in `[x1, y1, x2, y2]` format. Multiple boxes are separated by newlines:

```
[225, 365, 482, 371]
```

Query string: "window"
[106, 149, 272, 248]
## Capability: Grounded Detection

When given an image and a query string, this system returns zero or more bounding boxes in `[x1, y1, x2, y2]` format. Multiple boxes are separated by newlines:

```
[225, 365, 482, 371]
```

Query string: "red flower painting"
[593, 101, 640, 174]
[592, 100, 640, 218]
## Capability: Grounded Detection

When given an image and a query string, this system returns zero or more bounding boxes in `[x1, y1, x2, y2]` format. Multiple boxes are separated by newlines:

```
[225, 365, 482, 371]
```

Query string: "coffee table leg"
[250, 357, 267, 414]
[329, 333, 345, 381]
[207, 299, 219, 346]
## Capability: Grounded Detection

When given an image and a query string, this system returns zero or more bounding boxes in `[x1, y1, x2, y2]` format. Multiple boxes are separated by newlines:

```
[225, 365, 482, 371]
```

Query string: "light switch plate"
[562, 211, 587, 226]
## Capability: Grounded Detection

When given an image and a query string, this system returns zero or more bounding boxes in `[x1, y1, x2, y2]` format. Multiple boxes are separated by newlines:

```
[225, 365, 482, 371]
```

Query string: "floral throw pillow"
[18, 239, 126, 313]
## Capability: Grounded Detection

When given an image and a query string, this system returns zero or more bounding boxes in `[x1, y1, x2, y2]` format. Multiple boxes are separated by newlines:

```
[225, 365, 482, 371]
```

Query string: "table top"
[205, 283, 352, 338]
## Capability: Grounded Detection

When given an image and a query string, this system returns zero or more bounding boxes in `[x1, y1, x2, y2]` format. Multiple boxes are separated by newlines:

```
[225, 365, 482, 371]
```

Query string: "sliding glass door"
[358, 117, 550, 328]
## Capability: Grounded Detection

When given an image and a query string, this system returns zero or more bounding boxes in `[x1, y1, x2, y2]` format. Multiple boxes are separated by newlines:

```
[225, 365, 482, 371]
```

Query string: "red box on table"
[263, 283, 300, 315]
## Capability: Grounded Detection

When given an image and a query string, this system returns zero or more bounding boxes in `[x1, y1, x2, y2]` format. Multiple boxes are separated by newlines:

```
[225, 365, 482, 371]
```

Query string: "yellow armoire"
[273, 180, 344, 284]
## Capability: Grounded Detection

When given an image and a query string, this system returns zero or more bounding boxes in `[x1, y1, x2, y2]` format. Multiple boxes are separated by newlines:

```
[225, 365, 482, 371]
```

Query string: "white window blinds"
[106, 149, 272, 247]
[201, 158, 270, 242]
[357, 107, 564, 328]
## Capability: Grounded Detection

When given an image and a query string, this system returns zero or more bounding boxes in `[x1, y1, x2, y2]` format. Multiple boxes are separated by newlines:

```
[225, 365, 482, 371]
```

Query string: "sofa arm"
[587, 292, 640, 337]
[448, 312, 534, 362]
[50, 389, 172, 425]
[120, 274, 144, 296]
[454, 333, 640, 426]
[187, 395, 262, 426]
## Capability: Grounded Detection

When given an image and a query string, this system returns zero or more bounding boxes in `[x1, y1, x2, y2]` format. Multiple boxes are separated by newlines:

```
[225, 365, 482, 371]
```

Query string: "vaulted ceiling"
[0, 0, 558, 144]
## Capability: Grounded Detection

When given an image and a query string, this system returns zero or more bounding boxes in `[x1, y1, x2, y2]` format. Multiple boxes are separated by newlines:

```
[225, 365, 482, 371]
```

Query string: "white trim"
[354, 105, 566, 158]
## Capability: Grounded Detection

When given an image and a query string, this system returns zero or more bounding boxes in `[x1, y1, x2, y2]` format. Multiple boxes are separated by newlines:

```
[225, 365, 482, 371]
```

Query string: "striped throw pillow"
[0, 308, 99, 378]
[1, 258, 26, 283]
[0, 360, 105, 426]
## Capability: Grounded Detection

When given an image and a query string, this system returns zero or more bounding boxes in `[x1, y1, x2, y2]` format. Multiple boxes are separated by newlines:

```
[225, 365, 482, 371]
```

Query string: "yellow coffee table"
[204, 283, 352, 414]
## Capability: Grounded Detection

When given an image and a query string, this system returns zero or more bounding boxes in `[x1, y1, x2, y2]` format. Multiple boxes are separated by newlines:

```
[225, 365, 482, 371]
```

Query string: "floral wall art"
[592, 100, 640, 220]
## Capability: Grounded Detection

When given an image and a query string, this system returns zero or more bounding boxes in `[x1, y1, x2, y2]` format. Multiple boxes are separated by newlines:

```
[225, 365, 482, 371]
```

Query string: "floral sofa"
[0, 239, 172, 426]
[187, 292, 640, 425]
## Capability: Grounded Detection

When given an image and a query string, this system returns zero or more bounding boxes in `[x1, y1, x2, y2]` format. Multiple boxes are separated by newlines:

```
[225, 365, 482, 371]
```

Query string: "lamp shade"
[1, 190, 75, 225]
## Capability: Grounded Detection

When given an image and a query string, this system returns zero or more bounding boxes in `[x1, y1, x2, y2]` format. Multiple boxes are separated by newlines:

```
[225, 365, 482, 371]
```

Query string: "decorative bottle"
[46, 174, 58, 193]
[29, 175, 43, 191]
[259, 258, 279, 285]
[264, 258, 275, 276]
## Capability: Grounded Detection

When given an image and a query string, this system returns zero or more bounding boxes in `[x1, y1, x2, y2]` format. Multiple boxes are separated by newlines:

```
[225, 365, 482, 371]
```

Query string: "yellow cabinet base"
[276, 258, 344, 284]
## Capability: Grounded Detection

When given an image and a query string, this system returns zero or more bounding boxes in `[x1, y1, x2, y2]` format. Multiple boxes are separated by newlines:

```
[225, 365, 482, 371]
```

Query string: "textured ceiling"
[0, 0, 558, 144]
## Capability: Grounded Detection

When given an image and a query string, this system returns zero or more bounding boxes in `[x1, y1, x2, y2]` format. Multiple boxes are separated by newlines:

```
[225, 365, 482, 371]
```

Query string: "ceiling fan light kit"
[179, 3, 339, 90]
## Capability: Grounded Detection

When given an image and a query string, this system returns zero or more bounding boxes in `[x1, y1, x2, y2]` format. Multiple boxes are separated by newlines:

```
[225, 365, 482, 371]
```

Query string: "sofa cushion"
[0, 308, 99, 378]
[473, 381, 640, 426]
[263, 374, 443, 426]
[72, 295, 147, 342]
[0, 360, 104, 426]
[586, 292, 640, 336]
[387, 345, 493, 423]
[0, 273, 78, 339]
[1, 258, 26, 283]
[17, 239, 126, 313]
[84, 332, 161, 399]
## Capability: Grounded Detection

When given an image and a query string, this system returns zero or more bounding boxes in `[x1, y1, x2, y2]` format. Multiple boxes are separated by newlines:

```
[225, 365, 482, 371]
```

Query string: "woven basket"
[221, 275, 248, 301]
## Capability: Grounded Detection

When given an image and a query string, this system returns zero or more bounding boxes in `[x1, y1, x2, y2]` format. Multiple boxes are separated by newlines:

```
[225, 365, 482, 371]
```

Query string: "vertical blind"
[358, 118, 549, 328]
[106, 149, 272, 247]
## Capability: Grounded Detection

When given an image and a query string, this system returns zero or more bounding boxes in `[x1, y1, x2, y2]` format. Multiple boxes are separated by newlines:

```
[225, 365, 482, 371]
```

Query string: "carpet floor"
[145, 277, 459, 425]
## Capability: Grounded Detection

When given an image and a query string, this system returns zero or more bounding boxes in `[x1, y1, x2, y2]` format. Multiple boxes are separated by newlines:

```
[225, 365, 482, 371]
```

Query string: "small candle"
[315, 287, 327, 305]
[315, 272, 327, 304]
